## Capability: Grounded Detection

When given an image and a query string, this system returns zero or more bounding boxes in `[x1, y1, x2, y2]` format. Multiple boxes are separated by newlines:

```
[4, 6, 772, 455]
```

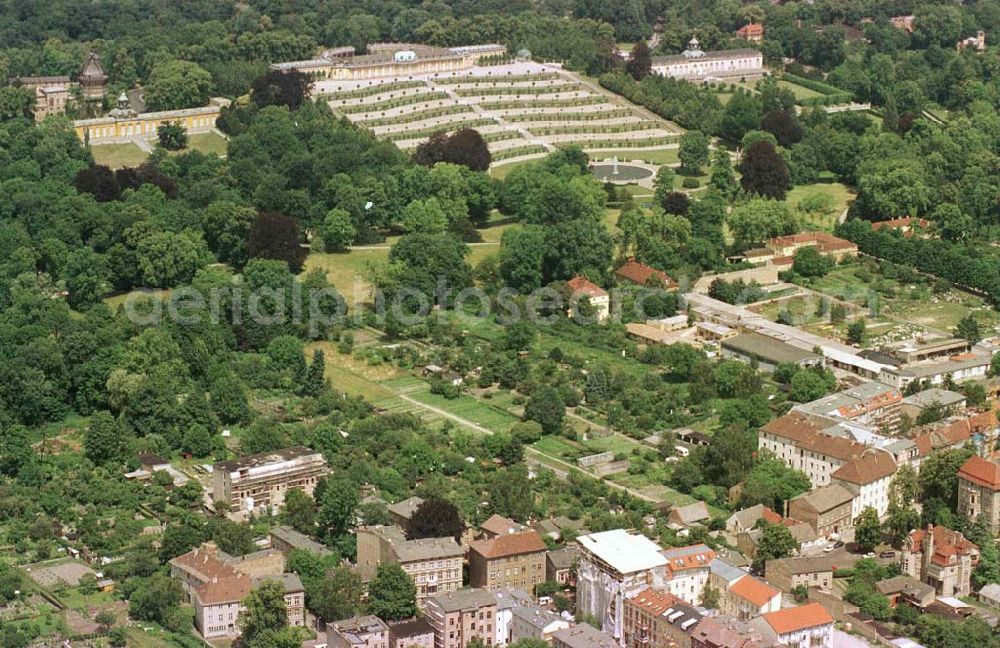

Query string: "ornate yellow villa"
[73, 94, 230, 143]
[271, 42, 506, 80]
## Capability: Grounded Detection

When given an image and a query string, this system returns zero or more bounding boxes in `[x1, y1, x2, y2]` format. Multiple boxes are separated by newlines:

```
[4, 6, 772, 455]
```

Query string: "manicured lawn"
[306, 248, 388, 301]
[90, 143, 148, 168]
[589, 148, 678, 166]
[777, 79, 824, 100]
[584, 434, 643, 454]
[184, 131, 228, 157]
[103, 288, 172, 311]
[533, 436, 582, 459]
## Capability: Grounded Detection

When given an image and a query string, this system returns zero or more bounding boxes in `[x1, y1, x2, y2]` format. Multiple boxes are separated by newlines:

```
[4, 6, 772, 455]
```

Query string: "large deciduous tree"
[408, 496, 465, 541]
[145, 60, 213, 111]
[739, 140, 790, 200]
[367, 563, 417, 621]
[625, 41, 651, 80]
[247, 212, 306, 273]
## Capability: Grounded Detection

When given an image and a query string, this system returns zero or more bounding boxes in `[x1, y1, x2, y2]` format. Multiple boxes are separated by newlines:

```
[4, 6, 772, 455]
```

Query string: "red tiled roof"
[761, 412, 866, 462]
[871, 217, 930, 231]
[170, 545, 240, 584]
[615, 259, 677, 289]
[762, 602, 833, 635]
[567, 276, 608, 298]
[831, 450, 897, 485]
[768, 232, 857, 254]
[627, 589, 682, 616]
[662, 544, 715, 576]
[194, 573, 252, 606]
[761, 507, 783, 525]
[736, 23, 764, 37]
[958, 455, 1000, 490]
[470, 530, 547, 560]
[913, 411, 996, 457]
[729, 575, 779, 607]
[480, 514, 520, 536]
[907, 525, 978, 568]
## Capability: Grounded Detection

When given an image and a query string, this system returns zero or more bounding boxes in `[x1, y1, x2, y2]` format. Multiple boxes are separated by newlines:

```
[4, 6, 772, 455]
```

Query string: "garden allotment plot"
[317, 62, 682, 167]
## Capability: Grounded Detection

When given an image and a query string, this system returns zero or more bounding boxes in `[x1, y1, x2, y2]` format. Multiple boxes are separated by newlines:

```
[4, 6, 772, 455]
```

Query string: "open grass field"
[785, 182, 855, 231]
[184, 131, 228, 157]
[90, 142, 148, 168]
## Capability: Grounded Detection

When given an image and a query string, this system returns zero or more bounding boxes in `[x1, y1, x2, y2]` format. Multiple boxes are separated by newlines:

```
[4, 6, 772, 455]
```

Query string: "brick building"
[469, 530, 547, 591]
[356, 525, 465, 605]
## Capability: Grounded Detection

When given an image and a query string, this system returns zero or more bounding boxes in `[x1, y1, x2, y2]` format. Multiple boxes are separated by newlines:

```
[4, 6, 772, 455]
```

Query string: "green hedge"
[434, 72, 562, 85]
[480, 96, 605, 110]
[338, 91, 449, 114]
[384, 118, 496, 141]
[782, 73, 853, 105]
[359, 104, 474, 127]
[492, 145, 548, 161]
[456, 83, 583, 97]
[530, 121, 663, 136]
[500, 109, 632, 122]
[318, 80, 424, 100]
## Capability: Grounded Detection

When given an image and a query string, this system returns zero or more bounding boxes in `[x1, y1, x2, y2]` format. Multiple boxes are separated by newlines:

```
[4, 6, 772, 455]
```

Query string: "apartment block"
[356, 525, 465, 604]
[902, 525, 979, 597]
[622, 589, 701, 648]
[469, 530, 547, 592]
[212, 446, 328, 515]
[329, 615, 390, 648]
[576, 530, 667, 640]
[424, 588, 498, 648]
[957, 455, 1000, 534]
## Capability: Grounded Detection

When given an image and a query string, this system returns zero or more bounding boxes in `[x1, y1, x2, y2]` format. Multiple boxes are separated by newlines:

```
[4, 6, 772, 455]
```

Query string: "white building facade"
[651, 38, 764, 81]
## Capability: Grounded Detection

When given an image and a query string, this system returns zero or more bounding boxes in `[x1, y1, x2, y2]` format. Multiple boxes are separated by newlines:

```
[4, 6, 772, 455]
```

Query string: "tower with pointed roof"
[79, 52, 108, 100]
[682, 36, 706, 58]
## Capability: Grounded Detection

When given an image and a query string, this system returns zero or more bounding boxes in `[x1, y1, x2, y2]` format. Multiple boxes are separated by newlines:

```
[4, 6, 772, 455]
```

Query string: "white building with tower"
[652, 37, 764, 81]
[575, 530, 667, 641]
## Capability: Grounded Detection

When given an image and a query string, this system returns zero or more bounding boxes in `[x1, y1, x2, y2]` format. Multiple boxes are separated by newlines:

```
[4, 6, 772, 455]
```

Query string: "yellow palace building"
[73, 94, 231, 143]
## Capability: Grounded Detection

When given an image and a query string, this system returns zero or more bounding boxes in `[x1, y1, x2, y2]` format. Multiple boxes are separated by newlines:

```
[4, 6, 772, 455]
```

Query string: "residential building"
[567, 276, 610, 322]
[721, 333, 824, 373]
[424, 588, 497, 648]
[169, 542, 301, 638]
[270, 524, 334, 557]
[492, 589, 532, 646]
[725, 505, 781, 535]
[660, 545, 715, 605]
[978, 583, 1000, 608]
[752, 603, 834, 648]
[764, 556, 848, 593]
[785, 484, 854, 537]
[735, 22, 764, 42]
[831, 449, 897, 518]
[576, 529, 668, 640]
[389, 496, 426, 528]
[212, 446, 328, 515]
[793, 381, 902, 433]
[480, 515, 524, 539]
[912, 410, 997, 463]
[957, 455, 1000, 534]
[689, 617, 757, 648]
[194, 573, 252, 639]
[764, 232, 858, 266]
[356, 525, 464, 604]
[871, 216, 929, 234]
[718, 575, 781, 621]
[509, 603, 570, 643]
[736, 522, 822, 562]
[875, 576, 936, 609]
[893, 352, 992, 389]
[551, 624, 620, 648]
[622, 589, 701, 648]
[255, 574, 305, 627]
[667, 503, 710, 529]
[469, 530, 547, 591]
[546, 547, 578, 586]
[615, 259, 677, 289]
[900, 388, 966, 421]
[33, 84, 71, 121]
[388, 618, 435, 648]
[274, 43, 506, 80]
[329, 616, 390, 648]
[902, 525, 979, 597]
[708, 559, 747, 595]
[651, 38, 763, 81]
[758, 412, 867, 487]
